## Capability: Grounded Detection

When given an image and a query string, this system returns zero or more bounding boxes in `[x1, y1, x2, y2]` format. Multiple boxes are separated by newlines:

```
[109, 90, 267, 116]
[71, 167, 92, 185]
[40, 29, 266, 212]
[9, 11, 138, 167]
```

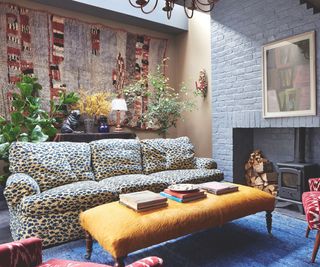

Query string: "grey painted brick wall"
[211, 0, 320, 181]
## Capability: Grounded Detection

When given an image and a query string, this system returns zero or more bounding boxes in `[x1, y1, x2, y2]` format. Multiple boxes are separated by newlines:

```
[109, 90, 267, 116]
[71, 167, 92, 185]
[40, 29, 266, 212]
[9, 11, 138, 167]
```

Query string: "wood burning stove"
[277, 128, 317, 213]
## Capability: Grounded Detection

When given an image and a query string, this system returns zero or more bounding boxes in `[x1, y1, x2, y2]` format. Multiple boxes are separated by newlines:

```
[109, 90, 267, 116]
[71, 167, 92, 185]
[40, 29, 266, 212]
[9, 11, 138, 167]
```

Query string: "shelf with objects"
[53, 132, 136, 142]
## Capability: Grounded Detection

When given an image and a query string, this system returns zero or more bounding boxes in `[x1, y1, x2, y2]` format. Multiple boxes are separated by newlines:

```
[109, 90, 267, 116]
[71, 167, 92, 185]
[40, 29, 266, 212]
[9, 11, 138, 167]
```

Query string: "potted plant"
[76, 91, 113, 133]
[0, 75, 79, 194]
[123, 59, 196, 136]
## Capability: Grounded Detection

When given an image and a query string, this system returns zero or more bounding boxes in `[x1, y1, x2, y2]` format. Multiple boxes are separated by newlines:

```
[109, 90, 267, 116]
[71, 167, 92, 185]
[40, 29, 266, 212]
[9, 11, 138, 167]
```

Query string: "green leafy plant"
[0, 75, 79, 185]
[123, 60, 196, 135]
[51, 90, 80, 124]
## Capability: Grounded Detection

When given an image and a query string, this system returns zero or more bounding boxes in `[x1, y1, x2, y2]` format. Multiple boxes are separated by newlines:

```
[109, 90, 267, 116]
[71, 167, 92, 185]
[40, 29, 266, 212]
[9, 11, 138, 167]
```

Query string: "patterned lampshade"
[111, 98, 127, 111]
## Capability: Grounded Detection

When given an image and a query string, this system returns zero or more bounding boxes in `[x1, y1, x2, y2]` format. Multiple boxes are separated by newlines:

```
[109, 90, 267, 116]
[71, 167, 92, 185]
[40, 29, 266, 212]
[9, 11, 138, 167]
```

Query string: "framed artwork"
[262, 31, 316, 118]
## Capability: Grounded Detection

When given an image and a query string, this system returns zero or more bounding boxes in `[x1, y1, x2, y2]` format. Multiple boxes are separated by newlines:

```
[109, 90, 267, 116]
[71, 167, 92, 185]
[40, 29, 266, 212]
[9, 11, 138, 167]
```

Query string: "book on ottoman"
[199, 182, 239, 195]
[163, 188, 205, 199]
[160, 191, 207, 203]
[119, 190, 167, 211]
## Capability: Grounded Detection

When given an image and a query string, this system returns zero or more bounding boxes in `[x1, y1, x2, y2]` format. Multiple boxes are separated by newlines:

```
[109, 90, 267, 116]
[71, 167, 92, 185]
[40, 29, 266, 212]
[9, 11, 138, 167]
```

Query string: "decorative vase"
[84, 118, 95, 133]
[97, 116, 109, 133]
[98, 122, 109, 133]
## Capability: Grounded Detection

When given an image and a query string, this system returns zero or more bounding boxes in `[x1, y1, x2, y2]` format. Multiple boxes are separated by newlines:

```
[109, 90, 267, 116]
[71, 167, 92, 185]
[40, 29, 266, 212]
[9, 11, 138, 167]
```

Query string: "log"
[245, 162, 252, 171]
[254, 176, 264, 186]
[253, 185, 264, 190]
[250, 176, 258, 185]
[245, 149, 278, 194]
[263, 184, 278, 194]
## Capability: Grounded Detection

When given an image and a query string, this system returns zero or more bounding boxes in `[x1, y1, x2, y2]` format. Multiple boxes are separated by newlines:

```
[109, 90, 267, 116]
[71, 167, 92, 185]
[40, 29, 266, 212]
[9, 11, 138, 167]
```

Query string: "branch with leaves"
[123, 59, 197, 135]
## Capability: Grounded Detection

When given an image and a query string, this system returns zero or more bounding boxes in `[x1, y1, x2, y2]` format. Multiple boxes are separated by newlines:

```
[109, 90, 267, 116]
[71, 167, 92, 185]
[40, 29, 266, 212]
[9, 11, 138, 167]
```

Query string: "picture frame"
[262, 31, 316, 118]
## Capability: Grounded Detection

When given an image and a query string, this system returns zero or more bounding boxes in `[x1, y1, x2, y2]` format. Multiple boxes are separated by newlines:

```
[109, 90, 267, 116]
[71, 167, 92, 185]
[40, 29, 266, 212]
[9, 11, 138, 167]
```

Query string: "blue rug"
[43, 212, 314, 266]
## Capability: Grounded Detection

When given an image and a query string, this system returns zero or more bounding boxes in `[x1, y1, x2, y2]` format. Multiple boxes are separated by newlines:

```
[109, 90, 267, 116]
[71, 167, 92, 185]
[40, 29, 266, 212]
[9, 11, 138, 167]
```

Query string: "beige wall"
[175, 12, 212, 157]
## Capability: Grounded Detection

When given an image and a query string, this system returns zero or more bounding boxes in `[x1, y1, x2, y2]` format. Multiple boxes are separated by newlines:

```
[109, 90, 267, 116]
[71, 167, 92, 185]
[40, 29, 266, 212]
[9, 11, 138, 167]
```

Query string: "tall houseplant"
[0, 75, 78, 186]
[123, 61, 196, 136]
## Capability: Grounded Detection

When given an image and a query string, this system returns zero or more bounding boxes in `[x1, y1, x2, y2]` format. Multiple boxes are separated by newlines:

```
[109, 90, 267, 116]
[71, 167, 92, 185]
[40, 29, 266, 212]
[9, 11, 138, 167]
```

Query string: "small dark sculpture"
[61, 110, 81, 133]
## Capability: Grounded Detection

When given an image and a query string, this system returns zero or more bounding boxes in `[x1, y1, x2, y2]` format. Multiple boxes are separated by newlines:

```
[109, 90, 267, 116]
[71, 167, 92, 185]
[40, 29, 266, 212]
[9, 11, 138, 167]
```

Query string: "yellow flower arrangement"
[76, 90, 113, 118]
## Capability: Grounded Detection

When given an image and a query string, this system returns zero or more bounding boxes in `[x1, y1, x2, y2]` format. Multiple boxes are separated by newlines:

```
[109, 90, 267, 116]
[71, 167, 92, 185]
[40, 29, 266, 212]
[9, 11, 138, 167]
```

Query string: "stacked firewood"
[245, 150, 278, 196]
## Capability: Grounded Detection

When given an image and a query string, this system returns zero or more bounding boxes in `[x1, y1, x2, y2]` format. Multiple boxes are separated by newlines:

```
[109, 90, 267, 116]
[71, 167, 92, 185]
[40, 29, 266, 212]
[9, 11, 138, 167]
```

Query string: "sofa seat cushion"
[20, 181, 117, 216]
[99, 174, 168, 194]
[90, 139, 143, 181]
[141, 137, 196, 174]
[150, 169, 224, 185]
[9, 142, 79, 191]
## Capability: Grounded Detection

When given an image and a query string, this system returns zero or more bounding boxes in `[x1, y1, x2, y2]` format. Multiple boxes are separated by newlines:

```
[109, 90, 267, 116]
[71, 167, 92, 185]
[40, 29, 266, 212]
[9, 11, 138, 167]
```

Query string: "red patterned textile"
[309, 178, 320, 192]
[91, 27, 100, 55]
[39, 257, 163, 267]
[127, 256, 163, 267]
[302, 191, 320, 229]
[0, 237, 42, 267]
[0, 238, 163, 267]
[38, 259, 110, 267]
[302, 178, 320, 262]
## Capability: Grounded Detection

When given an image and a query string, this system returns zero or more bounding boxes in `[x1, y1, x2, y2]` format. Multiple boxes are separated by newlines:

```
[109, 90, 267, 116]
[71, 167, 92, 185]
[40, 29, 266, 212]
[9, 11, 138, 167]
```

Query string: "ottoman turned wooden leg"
[85, 231, 93, 260]
[266, 211, 272, 234]
[114, 256, 126, 267]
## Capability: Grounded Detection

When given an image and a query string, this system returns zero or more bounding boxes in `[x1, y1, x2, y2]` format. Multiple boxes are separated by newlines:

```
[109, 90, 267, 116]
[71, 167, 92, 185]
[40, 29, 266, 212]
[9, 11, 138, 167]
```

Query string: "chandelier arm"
[127, 0, 216, 18]
[128, 0, 141, 8]
[195, 0, 216, 5]
[140, 0, 159, 14]
[184, 5, 194, 19]
[194, 1, 215, 12]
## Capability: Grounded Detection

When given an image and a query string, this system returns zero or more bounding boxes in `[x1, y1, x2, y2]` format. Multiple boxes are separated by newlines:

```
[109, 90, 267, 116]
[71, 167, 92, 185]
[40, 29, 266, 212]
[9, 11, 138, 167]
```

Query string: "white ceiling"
[29, 0, 188, 34]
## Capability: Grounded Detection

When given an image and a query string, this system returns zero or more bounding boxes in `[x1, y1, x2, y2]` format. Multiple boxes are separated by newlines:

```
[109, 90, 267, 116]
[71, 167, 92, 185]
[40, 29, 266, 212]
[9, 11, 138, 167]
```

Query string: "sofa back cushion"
[90, 139, 143, 181]
[141, 137, 196, 174]
[9, 142, 82, 191]
[61, 142, 95, 181]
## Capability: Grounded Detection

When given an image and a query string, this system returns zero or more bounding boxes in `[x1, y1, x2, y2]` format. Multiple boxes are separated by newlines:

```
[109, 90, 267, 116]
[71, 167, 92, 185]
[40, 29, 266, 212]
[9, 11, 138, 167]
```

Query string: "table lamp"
[111, 98, 128, 132]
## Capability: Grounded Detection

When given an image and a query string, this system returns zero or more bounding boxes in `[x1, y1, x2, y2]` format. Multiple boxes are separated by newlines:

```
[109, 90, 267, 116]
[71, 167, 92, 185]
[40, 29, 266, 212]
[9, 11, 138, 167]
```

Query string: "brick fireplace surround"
[211, 0, 320, 183]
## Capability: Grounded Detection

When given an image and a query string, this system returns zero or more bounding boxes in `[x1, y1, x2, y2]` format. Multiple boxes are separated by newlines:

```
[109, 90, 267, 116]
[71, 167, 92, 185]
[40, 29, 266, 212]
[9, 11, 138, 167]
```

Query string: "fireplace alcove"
[232, 127, 320, 186]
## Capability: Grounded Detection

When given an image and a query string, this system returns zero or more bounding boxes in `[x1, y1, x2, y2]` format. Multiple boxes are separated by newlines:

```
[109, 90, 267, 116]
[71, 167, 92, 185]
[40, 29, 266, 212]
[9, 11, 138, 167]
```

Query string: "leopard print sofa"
[4, 137, 223, 247]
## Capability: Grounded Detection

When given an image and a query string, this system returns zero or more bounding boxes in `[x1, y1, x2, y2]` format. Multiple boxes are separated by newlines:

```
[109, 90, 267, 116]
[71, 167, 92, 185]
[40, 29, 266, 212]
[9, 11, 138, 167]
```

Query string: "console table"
[53, 132, 136, 142]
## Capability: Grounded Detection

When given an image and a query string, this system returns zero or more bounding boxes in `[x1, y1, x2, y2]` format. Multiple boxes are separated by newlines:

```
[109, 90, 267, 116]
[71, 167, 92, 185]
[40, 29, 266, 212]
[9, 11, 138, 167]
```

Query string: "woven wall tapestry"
[0, 3, 167, 129]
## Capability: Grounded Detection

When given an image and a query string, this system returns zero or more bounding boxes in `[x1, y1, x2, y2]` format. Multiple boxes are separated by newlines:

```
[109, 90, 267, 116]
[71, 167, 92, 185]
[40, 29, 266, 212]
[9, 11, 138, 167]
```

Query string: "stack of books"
[119, 190, 168, 212]
[160, 188, 206, 203]
[199, 181, 239, 195]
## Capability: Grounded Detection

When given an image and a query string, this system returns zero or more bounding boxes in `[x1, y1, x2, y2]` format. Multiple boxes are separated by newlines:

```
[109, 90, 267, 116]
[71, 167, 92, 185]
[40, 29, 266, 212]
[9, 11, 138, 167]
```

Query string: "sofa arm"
[4, 173, 40, 208]
[309, 178, 320, 191]
[0, 237, 43, 267]
[127, 256, 163, 267]
[195, 157, 217, 169]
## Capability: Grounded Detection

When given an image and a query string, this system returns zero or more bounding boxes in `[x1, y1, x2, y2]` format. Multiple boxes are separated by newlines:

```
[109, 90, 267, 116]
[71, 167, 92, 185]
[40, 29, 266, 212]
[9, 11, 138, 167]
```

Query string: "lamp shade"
[111, 98, 127, 111]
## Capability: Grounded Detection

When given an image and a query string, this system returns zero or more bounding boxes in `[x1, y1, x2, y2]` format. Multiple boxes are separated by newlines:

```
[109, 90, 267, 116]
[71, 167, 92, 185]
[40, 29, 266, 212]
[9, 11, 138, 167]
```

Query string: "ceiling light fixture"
[128, 0, 218, 19]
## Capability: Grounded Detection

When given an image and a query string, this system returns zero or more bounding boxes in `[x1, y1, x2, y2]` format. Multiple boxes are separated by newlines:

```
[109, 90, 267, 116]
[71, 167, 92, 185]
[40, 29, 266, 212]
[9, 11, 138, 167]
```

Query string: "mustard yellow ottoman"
[79, 184, 275, 267]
